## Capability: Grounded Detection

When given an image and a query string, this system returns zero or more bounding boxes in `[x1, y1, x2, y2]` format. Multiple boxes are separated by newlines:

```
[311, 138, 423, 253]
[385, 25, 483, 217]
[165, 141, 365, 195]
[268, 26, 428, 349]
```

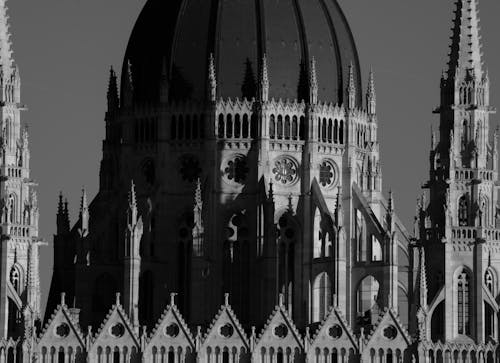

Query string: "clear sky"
[7, 0, 500, 314]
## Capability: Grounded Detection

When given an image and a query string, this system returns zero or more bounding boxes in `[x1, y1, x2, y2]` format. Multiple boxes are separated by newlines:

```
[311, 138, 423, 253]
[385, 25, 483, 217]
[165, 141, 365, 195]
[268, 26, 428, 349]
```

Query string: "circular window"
[272, 157, 298, 185]
[274, 324, 289, 339]
[165, 323, 180, 338]
[219, 323, 234, 338]
[328, 324, 343, 339]
[224, 156, 249, 184]
[319, 160, 338, 188]
[383, 325, 398, 340]
[110, 323, 125, 338]
[55, 323, 70, 338]
[180, 155, 201, 182]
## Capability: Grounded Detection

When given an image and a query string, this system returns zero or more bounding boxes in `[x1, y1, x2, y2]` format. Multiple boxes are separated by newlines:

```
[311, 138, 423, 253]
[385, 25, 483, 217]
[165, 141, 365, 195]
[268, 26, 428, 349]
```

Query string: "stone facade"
[0, 0, 498, 362]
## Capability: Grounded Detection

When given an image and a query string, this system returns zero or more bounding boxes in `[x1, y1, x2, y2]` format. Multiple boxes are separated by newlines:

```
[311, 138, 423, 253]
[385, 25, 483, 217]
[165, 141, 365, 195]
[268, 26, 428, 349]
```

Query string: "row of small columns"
[422, 349, 495, 363]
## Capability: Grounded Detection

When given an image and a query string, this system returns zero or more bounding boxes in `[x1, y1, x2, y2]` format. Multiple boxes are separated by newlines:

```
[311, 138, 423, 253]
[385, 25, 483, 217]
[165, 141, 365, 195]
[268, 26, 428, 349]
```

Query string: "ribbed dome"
[122, 0, 362, 105]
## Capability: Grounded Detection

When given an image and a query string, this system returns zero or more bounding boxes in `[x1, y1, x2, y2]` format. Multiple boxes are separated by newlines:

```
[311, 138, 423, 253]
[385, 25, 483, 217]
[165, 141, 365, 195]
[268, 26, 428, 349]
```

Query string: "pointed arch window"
[485, 269, 494, 295]
[312, 272, 332, 322]
[457, 270, 471, 335]
[9, 267, 20, 293]
[458, 196, 468, 226]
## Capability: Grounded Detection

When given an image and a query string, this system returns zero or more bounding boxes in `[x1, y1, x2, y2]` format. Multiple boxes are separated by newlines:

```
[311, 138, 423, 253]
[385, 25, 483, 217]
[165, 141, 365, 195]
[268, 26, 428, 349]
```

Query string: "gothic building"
[0, 0, 498, 362]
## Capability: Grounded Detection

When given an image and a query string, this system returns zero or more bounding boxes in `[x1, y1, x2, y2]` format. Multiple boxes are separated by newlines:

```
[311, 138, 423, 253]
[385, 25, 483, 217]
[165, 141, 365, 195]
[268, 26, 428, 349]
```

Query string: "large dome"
[122, 0, 362, 105]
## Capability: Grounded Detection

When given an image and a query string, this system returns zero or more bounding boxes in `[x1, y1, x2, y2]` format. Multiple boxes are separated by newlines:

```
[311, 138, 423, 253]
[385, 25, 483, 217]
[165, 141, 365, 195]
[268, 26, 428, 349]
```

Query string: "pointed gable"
[308, 307, 357, 359]
[89, 294, 140, 354]
[363, 308, 410, 355]
[147, 294, 195, 352]
[255, 296, 303, 356]
[200, 294, 249, 357]
[38, 294, 85, 351]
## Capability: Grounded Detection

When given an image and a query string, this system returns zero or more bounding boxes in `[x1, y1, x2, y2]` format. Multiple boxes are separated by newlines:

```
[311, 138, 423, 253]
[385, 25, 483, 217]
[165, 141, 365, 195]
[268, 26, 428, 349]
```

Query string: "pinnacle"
[0, 0, 14, 77]
[128, 180, 137, 207]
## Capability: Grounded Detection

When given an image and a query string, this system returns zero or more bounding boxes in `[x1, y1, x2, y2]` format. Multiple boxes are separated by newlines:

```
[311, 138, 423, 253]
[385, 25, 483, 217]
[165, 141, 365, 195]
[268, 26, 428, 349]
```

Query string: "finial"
[287, 193, 294, 214]
[278, 293, 285, 308]
[268, 178, 274, 200]
[115, 292, 121, 305]
[208, 53, 217, 102]
[367, 67, 376, 115]
[347, 61, 356, 109]
[107, 66, 119, 111]
[60, 292, 66, 306]
[309, 56, 318, 104]
[170, 292, 177, 306]
[260, 54, 269, 102]
[224, 293, 230, 306]
[123, 59, 134, 107]
[195, 178, 202, 207]
[388, 189, 395, 213]
[129, 180, 137, 207]
[58, 192, 64, 214]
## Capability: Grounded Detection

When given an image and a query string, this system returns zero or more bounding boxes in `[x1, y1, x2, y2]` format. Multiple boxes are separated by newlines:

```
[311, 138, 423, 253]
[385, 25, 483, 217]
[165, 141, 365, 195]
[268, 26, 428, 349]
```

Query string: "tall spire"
[448, 0, 483, 79]
[0, 0, 14, 77]
[366, 67, 376, 115]
[127, 180, 138, 227]
[79, 188, 89, 236]
[208, 53, 217, 102]
[418, 246, 428, 310]
[107, 66, 119, 112]
[309, 57, 318, 105]
[192, 179, 204, 257]
[347, 62, 356, 109]
[259, 54, 269, 103]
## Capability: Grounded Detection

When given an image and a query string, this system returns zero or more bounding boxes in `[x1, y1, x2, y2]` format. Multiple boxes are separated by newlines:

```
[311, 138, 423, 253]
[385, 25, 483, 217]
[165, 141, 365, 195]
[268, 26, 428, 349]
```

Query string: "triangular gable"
[89, 295, 139, 353]
[255, 298, 303, 352]
[364, 308, 411, 351]
[147, 297, 195, 351]
[201, 295, 249, 352]
[308, 307, 357, 355]
[37, 297, 85, 349]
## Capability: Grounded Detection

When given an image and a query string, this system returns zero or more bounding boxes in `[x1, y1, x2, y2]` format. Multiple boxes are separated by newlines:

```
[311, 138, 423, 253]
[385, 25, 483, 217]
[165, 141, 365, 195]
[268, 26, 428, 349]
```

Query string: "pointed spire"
[447, 0, 483, 79]
[0, 0, 14, 77]
[127, 180, 138, 226]
[309, 57, 318, 105]
[208, 53, 217, 102]
[107, 66, 119, 112]
[418, 247, 428, 309]
[192, 179, 204, 257]
[260, 54, 269, 102]
[123, 59, 134, 107]
[366, 67, 376, 115]
[347, 61, 356, 109]
[336, 186, 344, 227]
[80, 188, 89, 234]
[386, 190, 395, 233]
[159, 56, 169, 104]
[56, 192, 69, 235]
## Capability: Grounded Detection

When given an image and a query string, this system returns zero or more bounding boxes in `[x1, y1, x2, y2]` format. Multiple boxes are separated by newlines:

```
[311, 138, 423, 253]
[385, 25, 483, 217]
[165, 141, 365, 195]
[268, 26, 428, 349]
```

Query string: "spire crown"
[309, 57, 318, 104]
[259, 54, 269, 103]
[0, 0, 14, 78]
[208, 53, 217, 102]
[107, 66, 119, 111]
[448, 0, 483, 79]
[347, 62, 356, 109]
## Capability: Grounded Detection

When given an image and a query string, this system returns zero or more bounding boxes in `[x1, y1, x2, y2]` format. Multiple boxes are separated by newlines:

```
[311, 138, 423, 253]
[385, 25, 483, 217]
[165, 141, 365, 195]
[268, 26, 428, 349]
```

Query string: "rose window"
[165, 323, 180, 337]
[224, 156, 249, 184]
[319, 161, 336, 187]
[274, 323, 289, 339]
[219, 323, 234, 338]
[110, 323, 125, 338]
[328, 324, 342, 339]
[180, 155, 201, 182]
[383, 325, 398, 340]
[55, 323, 70, 338]
[272, 158, 298, 185]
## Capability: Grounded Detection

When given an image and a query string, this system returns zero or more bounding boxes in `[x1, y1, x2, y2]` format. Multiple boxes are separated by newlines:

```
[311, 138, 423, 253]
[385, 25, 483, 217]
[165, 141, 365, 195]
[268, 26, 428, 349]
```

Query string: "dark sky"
[7, 0, 500, 314]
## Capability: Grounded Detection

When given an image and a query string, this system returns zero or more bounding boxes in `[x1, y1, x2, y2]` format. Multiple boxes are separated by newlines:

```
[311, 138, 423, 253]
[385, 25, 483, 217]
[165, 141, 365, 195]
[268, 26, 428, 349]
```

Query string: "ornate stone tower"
[418, 0, 498, 344]
[0, 0, 42, 343]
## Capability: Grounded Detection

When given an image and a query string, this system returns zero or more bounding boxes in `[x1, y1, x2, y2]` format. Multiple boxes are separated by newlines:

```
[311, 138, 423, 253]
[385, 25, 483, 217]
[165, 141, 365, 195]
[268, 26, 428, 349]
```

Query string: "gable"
[201, 301, 249, 354]
[309, 307, 357, 355]
[90, 304, 139, 353]
[364, 309, 410, 352]
[147, 305, 195, 351]
[38, 305, 85, 349]
[255, 305, 303, 352]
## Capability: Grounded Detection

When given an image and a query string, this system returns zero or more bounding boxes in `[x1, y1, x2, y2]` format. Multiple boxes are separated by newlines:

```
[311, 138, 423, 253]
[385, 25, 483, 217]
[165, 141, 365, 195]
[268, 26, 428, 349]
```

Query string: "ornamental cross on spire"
[448, 0, 483, 79]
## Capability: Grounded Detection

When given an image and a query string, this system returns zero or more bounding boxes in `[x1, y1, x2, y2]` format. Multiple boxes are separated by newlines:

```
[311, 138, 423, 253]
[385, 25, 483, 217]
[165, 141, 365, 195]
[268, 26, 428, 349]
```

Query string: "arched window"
[269, 115, 276, 139]
[357, 275, 380, 320]
[339, 120, 344, 144]
[10, 267, 20, 293]
[457, 269, 471, 335]
[277, 115, 283, 139]
[327, 119, 333, 142]
[485, 269, 494, 295]
[313, 209, 323, 258]
[371, 236, 382, 262]
[334, 119, 338, 143]
[356, 209, 367, 262]
[299, 116, 305, 140]
[292, 116, 298, 140]
[242, 114, 249, 138]
[312, 272, 332, 322]
[192, 115, 199, 139]
[226, 114, 233, 138]
[234, 114, 241, 138]
[218, 114, 224, 138]
[322, 118, 327, 142]
[458, 196, 468, 226]
[251, 114, 258, 138]
[284, 116, 291, 140]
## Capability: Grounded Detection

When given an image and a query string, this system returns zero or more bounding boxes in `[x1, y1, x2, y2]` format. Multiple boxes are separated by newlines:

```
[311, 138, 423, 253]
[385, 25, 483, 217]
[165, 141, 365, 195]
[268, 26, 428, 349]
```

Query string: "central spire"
[0, 0, 14, 75]
[448, 0, 483, 79]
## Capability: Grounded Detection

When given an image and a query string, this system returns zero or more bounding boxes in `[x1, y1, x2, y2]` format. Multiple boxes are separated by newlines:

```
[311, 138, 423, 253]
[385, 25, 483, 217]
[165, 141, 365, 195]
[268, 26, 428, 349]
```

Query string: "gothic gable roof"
[38, 298, 85, 349]
[89, 295, 140, 351]
[308, 307, 357, 353]
[255, 298, 303, 351]
[201, 295, 249, 352]
[364, 308, 411, 350]
[147, 297, 195, 350]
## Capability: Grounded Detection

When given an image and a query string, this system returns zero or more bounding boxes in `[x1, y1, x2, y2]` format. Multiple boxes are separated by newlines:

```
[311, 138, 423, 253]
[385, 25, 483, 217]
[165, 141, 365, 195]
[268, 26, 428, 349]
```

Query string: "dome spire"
[208, 53, 217, 102]
[347, 62, 356, 109]
[309, 57, 318, 105]
[448, 0, 483, 79]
